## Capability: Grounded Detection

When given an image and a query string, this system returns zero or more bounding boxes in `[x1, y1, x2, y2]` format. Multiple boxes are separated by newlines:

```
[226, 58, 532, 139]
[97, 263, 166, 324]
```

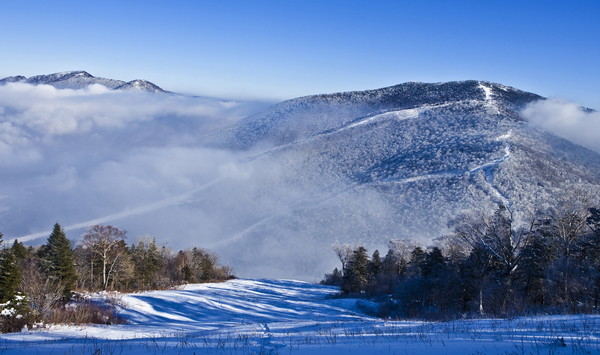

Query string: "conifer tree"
[0, 246, 20, 303]
[44, 223, 77, 299]
[343, 246, 369, 293]
[423, 247, 446, 278]
[131, 238, 162, 289]
[10, 240, 27, 261]
[369, 250, 382, 279]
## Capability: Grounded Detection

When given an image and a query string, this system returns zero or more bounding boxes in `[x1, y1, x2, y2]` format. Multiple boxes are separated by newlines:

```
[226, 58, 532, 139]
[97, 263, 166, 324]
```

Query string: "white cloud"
[0, 82, 238, 139]
[0, 83, 401, 280]
[522, 99, 600, 153]
[0, 83, 258, 236]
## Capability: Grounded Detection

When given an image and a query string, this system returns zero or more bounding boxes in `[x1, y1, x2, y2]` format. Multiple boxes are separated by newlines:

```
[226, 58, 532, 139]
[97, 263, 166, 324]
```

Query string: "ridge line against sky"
[0, 0, 599, 109]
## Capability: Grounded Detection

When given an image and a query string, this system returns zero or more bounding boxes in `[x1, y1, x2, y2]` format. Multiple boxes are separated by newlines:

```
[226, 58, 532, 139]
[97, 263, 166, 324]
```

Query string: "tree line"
[0, 223, 233, 332]
[323, 200, 600, 320]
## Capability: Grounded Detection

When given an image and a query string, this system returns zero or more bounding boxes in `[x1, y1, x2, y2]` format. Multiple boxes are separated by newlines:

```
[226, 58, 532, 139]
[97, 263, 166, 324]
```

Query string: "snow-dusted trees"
[451, 205, 531, 280]
[323, 199, 600, 319]
[0, 234, 32, 332]
[450, 205, 534, 314]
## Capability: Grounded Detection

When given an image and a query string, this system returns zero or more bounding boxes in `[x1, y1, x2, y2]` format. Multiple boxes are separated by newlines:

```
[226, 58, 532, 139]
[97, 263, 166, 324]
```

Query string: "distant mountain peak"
[116, 79, 165, 93]
[0, 71, 166, 93]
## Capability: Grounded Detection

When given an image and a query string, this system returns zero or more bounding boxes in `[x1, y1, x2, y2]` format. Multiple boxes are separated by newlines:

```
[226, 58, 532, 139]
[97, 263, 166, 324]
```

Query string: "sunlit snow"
[1, 279, 598, 354]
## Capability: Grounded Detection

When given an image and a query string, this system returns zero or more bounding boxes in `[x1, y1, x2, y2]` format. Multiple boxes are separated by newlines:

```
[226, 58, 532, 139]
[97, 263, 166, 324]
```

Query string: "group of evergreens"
[0, 223, 233, 332]
[323, 201, 600, 320]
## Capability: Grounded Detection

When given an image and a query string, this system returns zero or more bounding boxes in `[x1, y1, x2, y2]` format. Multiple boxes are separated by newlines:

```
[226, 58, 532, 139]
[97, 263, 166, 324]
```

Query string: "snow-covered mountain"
[201, 81, 600, 277]
[0, 71, 166, 93]
[1, 76, 599, 280]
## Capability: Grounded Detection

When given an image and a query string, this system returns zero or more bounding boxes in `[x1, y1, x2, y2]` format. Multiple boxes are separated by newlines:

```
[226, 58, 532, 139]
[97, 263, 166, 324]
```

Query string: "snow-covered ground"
[1, 279, 600, 354]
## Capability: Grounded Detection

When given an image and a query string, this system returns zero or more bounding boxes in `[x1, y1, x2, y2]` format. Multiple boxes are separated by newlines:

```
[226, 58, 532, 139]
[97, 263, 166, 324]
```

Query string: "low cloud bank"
[523, 99, 600, 153]
[0, 82, 257, 240]
[0, 82, 252, 167]
[0, 83, 400, 280]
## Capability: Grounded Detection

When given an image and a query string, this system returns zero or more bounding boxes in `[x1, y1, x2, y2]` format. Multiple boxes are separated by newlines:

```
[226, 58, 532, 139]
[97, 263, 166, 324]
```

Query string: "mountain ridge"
[0, 70, 166, 93]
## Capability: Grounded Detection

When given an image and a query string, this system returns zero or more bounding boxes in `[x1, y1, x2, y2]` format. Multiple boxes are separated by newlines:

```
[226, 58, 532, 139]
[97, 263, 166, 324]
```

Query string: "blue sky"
[1, 0, 599, 108]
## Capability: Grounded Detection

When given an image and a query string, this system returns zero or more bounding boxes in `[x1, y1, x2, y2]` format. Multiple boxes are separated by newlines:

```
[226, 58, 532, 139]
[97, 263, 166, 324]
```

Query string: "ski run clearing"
[1, 279, 599, 354]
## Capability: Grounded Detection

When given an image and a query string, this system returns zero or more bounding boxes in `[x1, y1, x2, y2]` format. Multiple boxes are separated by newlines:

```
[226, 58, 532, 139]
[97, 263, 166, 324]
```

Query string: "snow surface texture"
[2, 76, 600, 280]
[1, 279, 599, 354]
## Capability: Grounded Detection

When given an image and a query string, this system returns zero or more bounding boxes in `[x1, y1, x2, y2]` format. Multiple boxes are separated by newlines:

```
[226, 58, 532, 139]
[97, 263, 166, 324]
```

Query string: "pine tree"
[43, 223, 77, 299]
[408, 247, 427, 277]
[423, 247, 446, 278]
[369, 250, 382, 280]
[131, 238, 162, 289]
[10, 240, 27, 261]
[0, 247, 20, 303]
[343, 246, 369, 294]
[516, 232, 552, 307]
[0, 235, 33, 331]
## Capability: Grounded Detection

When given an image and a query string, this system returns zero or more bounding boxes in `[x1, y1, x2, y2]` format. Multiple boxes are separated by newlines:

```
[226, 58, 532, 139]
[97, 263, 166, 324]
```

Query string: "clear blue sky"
[1, 0, 599, 108]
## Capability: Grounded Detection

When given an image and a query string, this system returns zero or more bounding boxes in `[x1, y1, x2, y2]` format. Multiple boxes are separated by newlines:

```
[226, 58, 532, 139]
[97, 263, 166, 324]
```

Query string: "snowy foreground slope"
[1, 279, 600, 354]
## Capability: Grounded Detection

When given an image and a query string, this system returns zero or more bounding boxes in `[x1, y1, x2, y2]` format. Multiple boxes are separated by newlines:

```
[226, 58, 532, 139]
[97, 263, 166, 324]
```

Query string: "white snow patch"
[345, 101, 460, 130]
[496, 130, 512, 141]
[478, 82, 501, 114]
[470, 145, 511, 205]
[346, 108, 422, 129]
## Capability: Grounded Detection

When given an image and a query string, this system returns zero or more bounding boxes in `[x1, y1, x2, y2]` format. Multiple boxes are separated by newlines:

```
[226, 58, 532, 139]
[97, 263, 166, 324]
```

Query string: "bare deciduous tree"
[80, 225, 128, 290]
[19, 260, 63, 323]
[332, 241, 355, 274]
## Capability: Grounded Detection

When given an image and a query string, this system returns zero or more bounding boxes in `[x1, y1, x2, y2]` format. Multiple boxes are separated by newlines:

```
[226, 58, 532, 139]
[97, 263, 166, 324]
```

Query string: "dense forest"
[323, 199, 600, 320]
[0, 224, 233, 332]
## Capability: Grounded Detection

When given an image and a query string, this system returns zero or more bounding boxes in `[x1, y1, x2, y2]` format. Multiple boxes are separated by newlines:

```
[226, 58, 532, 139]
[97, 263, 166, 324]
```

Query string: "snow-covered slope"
[1, 279, 599, 354]
[200, 81, 600, 278]
[0, 71, 166, 93]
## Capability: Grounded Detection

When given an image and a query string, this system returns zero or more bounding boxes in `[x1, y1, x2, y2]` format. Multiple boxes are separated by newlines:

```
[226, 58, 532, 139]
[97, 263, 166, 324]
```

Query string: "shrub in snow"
[0, 292, 32, 333]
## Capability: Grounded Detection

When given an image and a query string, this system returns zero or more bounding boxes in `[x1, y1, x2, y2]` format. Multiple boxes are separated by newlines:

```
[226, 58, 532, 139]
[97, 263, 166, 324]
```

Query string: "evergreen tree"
[369, 250, 382, 280]
[181, 264, 193, 283]
[10, 240, 27, 261]
[342, 246, 369, 294]
[192, 247, 216, 282]
[131, 238, 162, 289]
[0, 247, 20, 303]
[423, 247, 446, 278]
[408, 247, 427, 277]
[321, 267, 343, 286]
[43, 223, 77, 299]
[515, 231, 553, 308]
[583, 208, 600, 309]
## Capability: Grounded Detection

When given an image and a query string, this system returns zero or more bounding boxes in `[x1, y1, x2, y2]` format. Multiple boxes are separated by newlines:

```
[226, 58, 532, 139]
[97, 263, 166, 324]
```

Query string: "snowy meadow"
[1, 279, 599, 354]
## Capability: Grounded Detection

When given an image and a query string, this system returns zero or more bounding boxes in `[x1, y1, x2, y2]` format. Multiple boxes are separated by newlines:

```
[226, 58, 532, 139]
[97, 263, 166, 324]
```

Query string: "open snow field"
[1, 279, 600, 354]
